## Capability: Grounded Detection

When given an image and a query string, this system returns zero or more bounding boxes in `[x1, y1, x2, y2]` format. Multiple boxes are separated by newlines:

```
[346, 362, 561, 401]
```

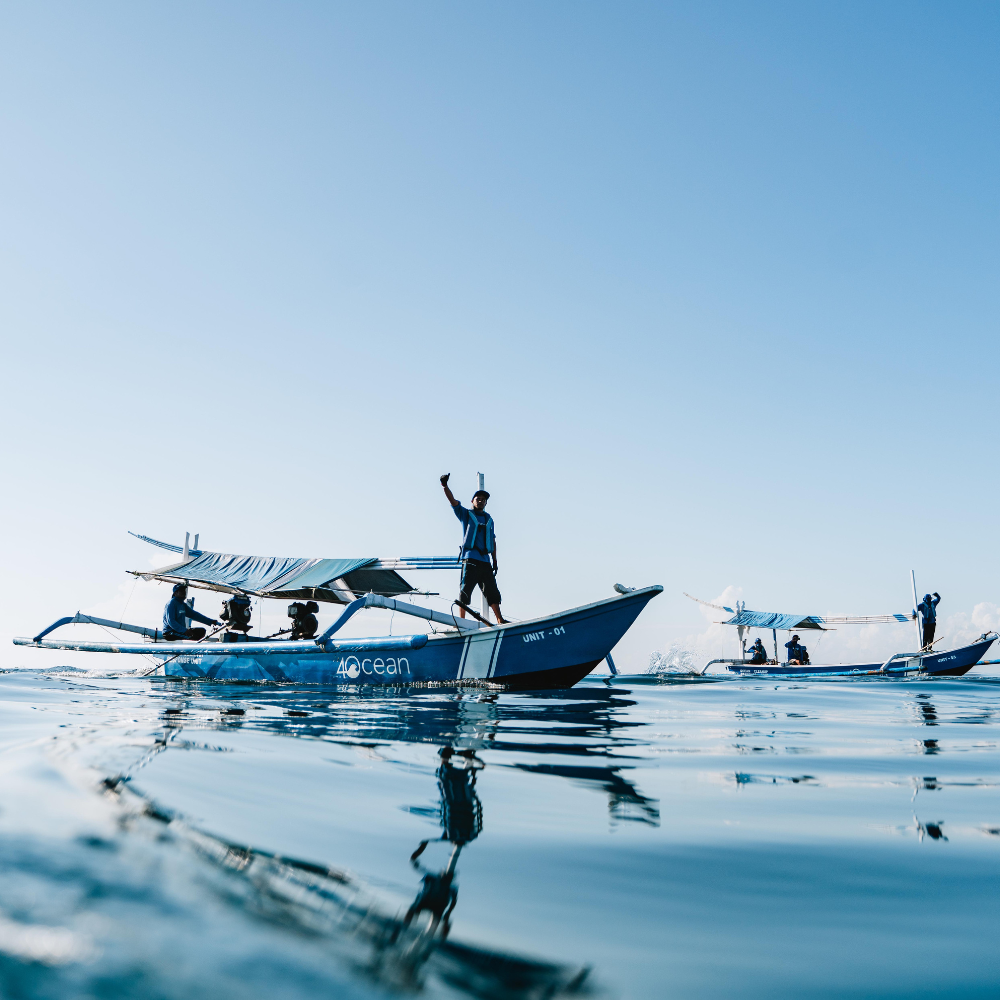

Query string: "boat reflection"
[914, 694, 938, 726]
[155, 682, 643, 751]
[156, 683, 657, 823]
[509, 763, 659, 826]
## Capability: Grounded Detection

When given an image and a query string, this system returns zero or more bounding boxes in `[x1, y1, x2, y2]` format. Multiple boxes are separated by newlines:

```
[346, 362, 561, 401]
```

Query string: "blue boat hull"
[724, 637, 996, 679]
[154, 587, 662, 688]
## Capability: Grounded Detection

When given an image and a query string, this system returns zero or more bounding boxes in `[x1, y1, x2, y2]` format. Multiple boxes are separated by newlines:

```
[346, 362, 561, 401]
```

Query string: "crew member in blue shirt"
[784, 634, 809, 665]
[162, 583, 219, 641]
[917, 592, 941, 649]
[747, 638, 767, 664]
[440, 474, 507, 624]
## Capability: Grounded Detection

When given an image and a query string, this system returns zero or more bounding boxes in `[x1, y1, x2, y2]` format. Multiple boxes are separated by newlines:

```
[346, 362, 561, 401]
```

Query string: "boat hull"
[153, 586, 661, 689]
[723, 637, 996, 679]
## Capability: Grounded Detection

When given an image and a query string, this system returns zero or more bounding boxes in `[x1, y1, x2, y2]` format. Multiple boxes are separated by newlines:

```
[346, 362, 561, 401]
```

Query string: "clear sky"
[1, 2, 997, 670]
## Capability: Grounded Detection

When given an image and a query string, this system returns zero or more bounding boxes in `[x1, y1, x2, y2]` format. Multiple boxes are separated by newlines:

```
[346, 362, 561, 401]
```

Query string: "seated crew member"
[785, 634, 807, 665]
[748, 638, 768, 664]
[162, 583, 219, 641]
[917, 592, 941, 649]
[288, 601, 319, 640]
[440, 474, 508, 625]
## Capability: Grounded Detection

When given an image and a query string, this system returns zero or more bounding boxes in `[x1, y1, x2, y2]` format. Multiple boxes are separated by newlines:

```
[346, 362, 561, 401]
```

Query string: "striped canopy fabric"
[722, 610, 912, 631]
[129, 533, 461, 604]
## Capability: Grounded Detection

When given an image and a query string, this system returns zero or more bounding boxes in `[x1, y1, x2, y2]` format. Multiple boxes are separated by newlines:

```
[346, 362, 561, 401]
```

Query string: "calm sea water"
[2, 668, 1000, 999]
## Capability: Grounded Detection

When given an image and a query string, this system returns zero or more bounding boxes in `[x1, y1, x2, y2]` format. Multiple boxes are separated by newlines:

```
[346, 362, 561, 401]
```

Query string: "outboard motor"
[287, 600, 319, 640]
[220, 595, 253, 633]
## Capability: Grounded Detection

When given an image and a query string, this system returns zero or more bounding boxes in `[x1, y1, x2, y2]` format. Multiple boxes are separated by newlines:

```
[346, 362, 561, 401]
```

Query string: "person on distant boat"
[440, 473, 508, 625]
[918, 592, 941, 648]
[161, 583, 219, 641]
[785, 634, 808, 665]
[748, 638, 768, 664]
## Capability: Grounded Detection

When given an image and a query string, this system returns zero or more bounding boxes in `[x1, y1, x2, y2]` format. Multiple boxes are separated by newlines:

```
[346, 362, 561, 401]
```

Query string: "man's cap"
[472, 490, 490, 500]
[923, 594, 932, 601]
[172, 583, 187, 595]
[792, 634, 800, 641]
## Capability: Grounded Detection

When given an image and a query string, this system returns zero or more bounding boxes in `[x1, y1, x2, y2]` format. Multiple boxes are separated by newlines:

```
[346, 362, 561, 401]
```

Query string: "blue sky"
[1, 2, 997, 669]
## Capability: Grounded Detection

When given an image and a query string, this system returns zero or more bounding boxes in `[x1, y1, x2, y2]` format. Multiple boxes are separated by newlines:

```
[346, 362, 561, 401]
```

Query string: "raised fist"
[440, 473, 451, 485]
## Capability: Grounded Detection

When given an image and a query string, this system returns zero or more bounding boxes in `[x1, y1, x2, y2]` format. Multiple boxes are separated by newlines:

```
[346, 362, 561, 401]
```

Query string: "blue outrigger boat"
[14, 532, 661, 689]
[691, 592, 997, 678]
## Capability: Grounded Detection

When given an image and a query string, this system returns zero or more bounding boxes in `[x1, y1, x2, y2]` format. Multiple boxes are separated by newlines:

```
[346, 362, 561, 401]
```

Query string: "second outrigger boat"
[14, 532, 661, 689]
[690, 593, 997, 678]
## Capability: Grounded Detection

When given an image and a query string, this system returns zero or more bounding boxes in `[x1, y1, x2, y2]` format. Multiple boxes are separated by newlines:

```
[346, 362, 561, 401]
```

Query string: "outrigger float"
[14, 532, 661, 689]
[689, 584, 997, 678]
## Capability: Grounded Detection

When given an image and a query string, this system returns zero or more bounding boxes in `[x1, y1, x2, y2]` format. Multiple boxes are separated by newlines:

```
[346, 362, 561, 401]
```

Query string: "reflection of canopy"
[129, 533, 460, 604]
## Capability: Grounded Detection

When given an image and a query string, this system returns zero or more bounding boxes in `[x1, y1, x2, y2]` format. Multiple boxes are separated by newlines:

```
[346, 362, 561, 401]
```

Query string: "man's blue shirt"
[452, 504, 494, 563]
[918, 595, 940, 623]
[163, 596, 216, 635]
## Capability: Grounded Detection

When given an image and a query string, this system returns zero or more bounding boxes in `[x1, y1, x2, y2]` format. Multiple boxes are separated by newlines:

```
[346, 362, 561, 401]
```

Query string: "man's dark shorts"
[459, 559, 501, 606]
[162, 627, 207, 642]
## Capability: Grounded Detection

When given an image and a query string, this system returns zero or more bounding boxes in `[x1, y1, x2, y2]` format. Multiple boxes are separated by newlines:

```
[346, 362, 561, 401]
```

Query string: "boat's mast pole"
[479, 472, 490, 623]
[910, 569, 921, 650]
[772, 628, 778, 664]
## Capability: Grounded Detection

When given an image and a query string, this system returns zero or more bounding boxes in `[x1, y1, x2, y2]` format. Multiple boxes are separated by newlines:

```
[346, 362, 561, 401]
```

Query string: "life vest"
[463, 509, 494, 557]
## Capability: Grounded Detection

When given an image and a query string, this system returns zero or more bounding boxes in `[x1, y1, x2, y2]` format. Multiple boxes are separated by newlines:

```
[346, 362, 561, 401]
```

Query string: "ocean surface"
[2, 668, 1000, 999]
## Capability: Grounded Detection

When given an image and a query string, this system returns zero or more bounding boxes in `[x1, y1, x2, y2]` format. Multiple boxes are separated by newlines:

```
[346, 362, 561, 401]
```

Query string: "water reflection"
[167, 684, 661, 828]
[405, 748, 483, 937]
[915, 818, 948, 842]
[107, 741, 594, 998]
[509, 763, 659, 826]
[13, 671, 1000, 997]
[156, 683, 645, 758]
[116, 686, 636, 997]
[915, 694, 938, 726]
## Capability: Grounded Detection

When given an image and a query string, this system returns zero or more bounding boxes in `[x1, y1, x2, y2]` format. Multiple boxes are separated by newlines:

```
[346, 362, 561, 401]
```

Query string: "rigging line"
[137, 624, 227, 678]
[92, 622, 160, 670]
[120, 577, 139, 622]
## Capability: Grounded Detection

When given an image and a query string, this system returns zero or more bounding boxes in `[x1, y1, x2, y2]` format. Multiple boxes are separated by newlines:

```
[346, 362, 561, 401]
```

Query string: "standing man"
[440, 474, 507, 624]
[162, 583, 219, 641]
[917, 592, 941, 649]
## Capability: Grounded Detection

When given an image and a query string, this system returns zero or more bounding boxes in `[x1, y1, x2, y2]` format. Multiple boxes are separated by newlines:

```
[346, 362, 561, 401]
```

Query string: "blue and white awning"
[722, 610, 827, 631]
[682, 592, 912, 631]
[129, 533, 461, 604]
[721, 610, 912, 631]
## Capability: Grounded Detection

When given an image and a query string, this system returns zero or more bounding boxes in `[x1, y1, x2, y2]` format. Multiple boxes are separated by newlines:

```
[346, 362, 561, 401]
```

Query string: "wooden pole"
[910, 570, 921, 649]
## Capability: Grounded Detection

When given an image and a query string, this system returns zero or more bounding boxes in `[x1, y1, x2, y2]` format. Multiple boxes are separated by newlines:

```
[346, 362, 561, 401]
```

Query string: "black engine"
[287, 601, 319, 640]
[220, 595, 253, 633]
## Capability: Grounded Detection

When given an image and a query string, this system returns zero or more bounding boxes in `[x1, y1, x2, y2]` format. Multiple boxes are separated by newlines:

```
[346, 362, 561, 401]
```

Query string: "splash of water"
[646, 644, 700, 675]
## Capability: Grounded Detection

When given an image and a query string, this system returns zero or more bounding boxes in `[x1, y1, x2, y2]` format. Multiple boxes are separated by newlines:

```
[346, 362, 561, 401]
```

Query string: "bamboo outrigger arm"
[14, 634, 429, 656]
[319, 593, 481, 638]
[31, 613, 163, 644]
[16, 592, 480, 657]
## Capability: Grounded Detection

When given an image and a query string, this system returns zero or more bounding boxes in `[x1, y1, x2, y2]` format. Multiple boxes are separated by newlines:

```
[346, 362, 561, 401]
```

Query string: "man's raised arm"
[440, 473, 460, 507]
